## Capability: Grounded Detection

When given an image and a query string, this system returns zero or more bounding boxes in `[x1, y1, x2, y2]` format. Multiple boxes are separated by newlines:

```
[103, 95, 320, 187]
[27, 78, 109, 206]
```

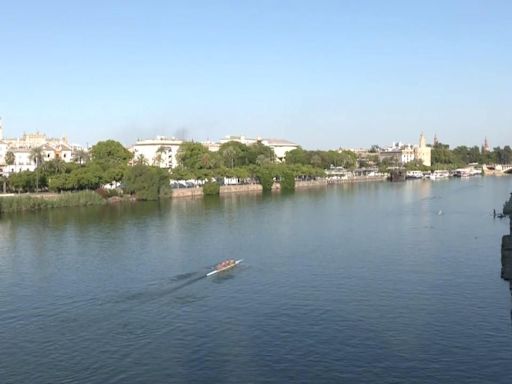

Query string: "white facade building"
[215, 135, 299, 162]
[0, 140, 8, 173]
[260, 138, 299, 162]
[378, 134, 431, 166]
[0, 121, 78, 176]
[132, 134, 300, 169]
[8, 147, 36, 173]
[130, 136, 183, 168]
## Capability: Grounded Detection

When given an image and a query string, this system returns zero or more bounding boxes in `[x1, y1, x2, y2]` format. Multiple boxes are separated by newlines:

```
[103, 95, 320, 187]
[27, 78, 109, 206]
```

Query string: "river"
[1, 177, 512, 383]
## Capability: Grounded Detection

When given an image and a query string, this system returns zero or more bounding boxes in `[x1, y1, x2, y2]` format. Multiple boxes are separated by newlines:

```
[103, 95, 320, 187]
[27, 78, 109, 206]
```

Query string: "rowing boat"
[206, 259, 243, 277]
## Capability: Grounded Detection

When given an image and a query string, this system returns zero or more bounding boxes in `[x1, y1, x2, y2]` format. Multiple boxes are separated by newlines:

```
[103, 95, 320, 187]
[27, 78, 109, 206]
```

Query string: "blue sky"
[1, 0, 511, 149]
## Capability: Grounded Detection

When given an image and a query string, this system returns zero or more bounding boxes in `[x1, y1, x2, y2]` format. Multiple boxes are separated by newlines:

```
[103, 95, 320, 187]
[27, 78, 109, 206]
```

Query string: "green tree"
[8, 171, 46, 193]
[153, 146, 167, 166]
[279, 167, 295, 192]
[135, 154, 148, 165]
[203, 181, 220, 195]
[1, 175, 6, 194]
[218, 141, 250, 168]
[247, 142, 275, 165]
[29, 146, 44, 167]
[29, 146, 44, 192]
[90, 140, 132, 168]
[73, 149, 90, 165]
[5, 151, 15, 166]
[494, 146, 512, 164]
[256, 166, 274, 192]
[123, 164, 170, 200]
[222, 146, 237, 168]
[339, 150, 357, 169]
[87, 140, 131, 183]
[285, 148, 309, 165]
[431, 142, 459, 168]
[177, 142, 210, 169]
[42, 158, 67, 176]
[310, 154, 322, 168]
[67, 164, 104, 190]
[199, 151, 220, 169]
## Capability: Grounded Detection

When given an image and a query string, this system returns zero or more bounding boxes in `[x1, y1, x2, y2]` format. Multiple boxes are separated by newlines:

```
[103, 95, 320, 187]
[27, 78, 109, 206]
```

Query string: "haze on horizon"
[1, 0, 511, 150]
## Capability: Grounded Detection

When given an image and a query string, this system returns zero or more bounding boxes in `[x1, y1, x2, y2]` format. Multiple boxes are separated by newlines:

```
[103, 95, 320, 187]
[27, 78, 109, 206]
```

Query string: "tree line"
[4, 138, 509, 199]
[4, 140, 169, 200]
[1, 140, 339, 198]
[430, 143, 512, 169]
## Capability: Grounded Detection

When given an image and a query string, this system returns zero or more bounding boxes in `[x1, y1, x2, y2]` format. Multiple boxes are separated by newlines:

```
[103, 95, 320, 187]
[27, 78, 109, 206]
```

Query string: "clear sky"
[1, 0, 511, 149]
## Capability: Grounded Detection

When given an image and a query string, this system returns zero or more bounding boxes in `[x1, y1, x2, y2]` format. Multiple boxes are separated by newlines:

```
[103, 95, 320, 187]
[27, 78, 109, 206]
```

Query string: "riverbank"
[171, 175, 388, 199]
[0, 191, 107, 214]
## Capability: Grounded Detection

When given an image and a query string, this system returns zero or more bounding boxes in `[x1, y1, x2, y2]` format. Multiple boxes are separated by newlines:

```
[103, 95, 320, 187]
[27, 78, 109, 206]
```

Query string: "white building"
[130, 136, 183, 168]
[218, 135, 257, 146]
[260, 138, 299, 162]
[7, 147, 35, 173]
[0, 121, 78, 176]
[215, 135, 299, 162]
[130, 134, 300, 169]
[0, 140, 8, 174]
[378, 134, 431, 166]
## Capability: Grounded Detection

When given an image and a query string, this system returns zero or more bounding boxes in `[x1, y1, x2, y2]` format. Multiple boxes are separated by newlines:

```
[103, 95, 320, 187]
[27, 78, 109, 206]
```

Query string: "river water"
[1, 177, 512, 383]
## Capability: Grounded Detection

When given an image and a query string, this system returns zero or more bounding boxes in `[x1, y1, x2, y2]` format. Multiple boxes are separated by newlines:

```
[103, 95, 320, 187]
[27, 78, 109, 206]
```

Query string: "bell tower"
[419, 132, 426, 148]
[482, 137, 490, 153]
[0, 117, 3, 140]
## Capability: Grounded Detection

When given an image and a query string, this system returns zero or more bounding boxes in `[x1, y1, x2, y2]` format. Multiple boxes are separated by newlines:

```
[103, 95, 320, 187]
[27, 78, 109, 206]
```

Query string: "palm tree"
[5, 151, 15, 166]
[256, 154, 271, 166]
[0, 175, 6, 194]
[29, 146, 44, 192]
[136, 154, 148, 165]
[73, 149, 90, 165]
[153, 146, 167, 167]
[223, 146, 237, 168]
[42, 158, 66, 174]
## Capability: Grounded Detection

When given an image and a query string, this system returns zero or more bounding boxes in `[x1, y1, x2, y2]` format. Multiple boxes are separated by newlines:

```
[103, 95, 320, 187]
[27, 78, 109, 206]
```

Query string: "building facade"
[0, 121, 78, 176]
[213, 135, 299, 162]
[414, 133, 431, 167]
[130, 136, 183, 168]
[132, 134, 300, 169]
[378, 134, 431, 167]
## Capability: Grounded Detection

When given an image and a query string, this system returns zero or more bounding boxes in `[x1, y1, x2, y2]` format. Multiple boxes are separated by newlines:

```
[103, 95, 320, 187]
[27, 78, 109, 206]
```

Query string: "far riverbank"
[172, 175, 388, 199]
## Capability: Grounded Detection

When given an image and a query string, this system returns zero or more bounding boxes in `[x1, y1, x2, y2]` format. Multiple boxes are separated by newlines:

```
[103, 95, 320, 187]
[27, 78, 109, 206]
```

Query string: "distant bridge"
[483, 164, 512, 174]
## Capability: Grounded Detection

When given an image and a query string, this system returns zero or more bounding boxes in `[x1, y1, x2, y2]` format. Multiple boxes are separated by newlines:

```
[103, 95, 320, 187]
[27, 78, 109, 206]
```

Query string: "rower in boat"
[207, 259, 243, 277]
[216, 259, 235, 270]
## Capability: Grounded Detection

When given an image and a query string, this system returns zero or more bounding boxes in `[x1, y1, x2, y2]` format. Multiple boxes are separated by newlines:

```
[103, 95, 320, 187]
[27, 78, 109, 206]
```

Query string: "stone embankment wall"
[220, 184, 263, 194]
[171, 176, 387, 198]
[171, 187, 205, 198]
[296, 175, 387, 188]
[172, 184, 264, 198]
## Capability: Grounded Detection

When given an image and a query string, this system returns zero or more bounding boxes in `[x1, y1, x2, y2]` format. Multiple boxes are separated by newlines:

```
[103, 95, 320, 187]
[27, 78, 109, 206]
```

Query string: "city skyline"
[0, 118, 500, 152]
[1, 1, 511, 149]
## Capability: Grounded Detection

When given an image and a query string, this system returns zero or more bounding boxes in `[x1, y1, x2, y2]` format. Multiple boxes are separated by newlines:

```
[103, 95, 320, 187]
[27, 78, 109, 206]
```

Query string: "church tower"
[414, 132, 431, 167]
[482, 137, 490, 153]
[0, 117, 3, 140]
[419, 132, 426, 148]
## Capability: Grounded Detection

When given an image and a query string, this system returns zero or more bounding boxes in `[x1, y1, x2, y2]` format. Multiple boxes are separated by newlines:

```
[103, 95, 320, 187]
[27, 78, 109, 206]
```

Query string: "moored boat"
[429, 170, 450, 180]
[406, 170, 423, 179]
[207, 259, 243, 276]
[452, 167, 482, 178]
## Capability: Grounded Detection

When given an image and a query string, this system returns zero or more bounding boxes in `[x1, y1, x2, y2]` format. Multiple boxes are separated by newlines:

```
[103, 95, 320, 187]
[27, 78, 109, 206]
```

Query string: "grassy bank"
[0, 191, 106, 213]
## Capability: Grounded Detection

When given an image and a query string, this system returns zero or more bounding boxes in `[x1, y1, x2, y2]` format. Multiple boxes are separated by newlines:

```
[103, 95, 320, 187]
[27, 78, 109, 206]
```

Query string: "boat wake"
[117, 272, 207, 304]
